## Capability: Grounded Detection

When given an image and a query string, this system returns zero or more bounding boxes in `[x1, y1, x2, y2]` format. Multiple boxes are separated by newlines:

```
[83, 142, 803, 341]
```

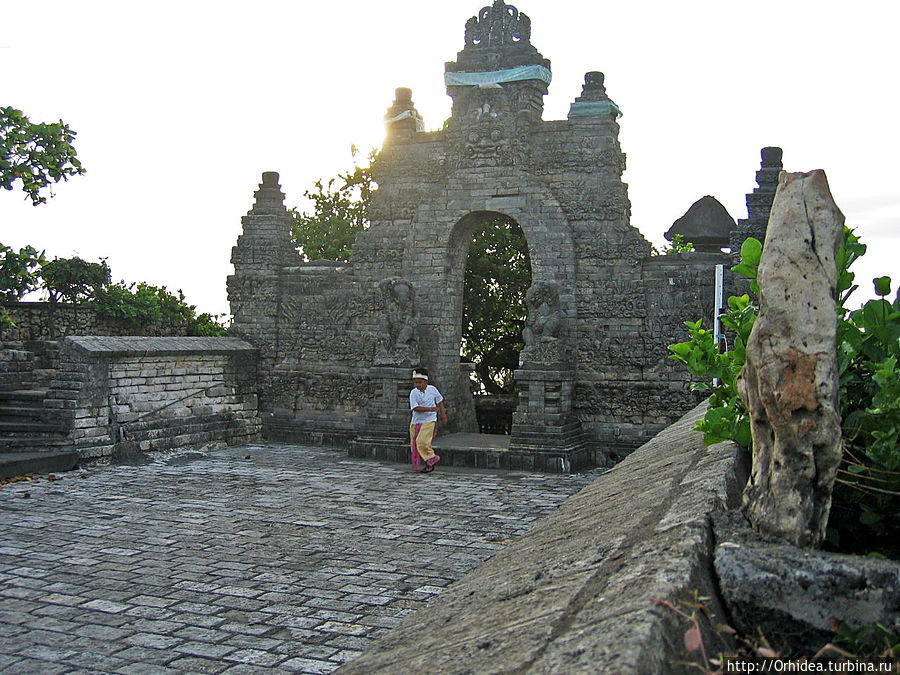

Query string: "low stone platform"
[352, 432, 592, 474]
[434, 432, 587, 473]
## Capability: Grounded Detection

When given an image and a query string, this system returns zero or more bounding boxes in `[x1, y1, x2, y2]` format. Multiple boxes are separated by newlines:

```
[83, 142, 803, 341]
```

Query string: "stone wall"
[48, 336, 261, 460]
[0, 302, 198, 341]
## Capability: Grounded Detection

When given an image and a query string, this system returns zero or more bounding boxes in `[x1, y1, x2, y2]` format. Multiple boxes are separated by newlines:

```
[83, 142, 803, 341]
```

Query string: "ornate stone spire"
[231, 172, 294, 269]
[447, 1, 549, 74]
[250, 171, 288, 216]
[445, 2, 550, 125]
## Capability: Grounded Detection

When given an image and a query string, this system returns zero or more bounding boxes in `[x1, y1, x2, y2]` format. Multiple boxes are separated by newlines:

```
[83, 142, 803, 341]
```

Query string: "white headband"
[412, 371, 428, 380]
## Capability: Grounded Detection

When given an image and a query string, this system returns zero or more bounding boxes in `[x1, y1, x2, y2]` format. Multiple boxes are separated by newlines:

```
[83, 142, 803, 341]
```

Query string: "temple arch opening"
[448, 210, 532, 434]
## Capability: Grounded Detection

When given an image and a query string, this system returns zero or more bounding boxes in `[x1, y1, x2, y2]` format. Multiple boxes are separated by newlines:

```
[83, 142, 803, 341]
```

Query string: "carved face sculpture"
[394, 282, 409, 306]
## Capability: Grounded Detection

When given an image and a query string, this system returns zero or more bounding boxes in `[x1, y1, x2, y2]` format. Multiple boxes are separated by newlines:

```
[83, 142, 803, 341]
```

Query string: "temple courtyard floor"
[0, 442, 601, 674]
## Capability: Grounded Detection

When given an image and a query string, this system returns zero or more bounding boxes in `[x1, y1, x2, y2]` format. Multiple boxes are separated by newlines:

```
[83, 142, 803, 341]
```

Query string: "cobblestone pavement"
[0, 443, 602, 674]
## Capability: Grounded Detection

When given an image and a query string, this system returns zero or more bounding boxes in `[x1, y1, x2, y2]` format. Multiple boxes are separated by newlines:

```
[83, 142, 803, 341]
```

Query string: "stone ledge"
[338, 400, 749, 674]
[63, 336, 256, 357]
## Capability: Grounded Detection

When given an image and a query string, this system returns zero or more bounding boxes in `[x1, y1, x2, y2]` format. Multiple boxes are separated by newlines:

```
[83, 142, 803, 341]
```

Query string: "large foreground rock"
[738, 169, 844, 547]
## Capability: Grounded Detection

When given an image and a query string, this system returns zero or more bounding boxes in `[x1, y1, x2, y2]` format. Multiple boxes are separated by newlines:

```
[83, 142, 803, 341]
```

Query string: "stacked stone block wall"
[49, 337, 260, 461]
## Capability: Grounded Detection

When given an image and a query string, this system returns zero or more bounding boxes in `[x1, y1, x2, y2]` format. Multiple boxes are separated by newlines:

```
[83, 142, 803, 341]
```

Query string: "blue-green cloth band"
[444, 65, 552, 87]
[567, 101, 622, 119]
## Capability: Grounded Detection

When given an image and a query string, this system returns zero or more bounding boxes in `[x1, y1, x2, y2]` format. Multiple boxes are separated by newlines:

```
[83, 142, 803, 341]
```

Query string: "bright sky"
[2, 0, 898, 316]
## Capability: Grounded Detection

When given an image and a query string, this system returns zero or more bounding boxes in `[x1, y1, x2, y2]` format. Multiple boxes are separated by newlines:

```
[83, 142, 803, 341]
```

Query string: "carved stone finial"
[465, 1, 531, 47]
[251, 171, 287, 215]
[584, 71, 605, 89]
[729, 147, 785, 252]
[384, 87, 423, 136]
[395, 87, 413, 105]
[568, 71, 622, 119]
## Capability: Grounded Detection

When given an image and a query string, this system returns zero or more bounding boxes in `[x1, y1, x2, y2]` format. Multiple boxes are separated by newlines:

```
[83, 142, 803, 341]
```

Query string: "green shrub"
[94, 282, 228, 336]
[668, 238, 760, 448]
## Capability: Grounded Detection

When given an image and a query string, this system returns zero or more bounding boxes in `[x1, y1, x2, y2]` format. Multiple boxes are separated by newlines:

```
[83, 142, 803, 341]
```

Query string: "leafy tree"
[41, 256, 111, 303]
[0, 242, 47, 301]
[462, 217, 531, 394]
[1, 106, 85, 205]
[290, 151, 533, 394]
[289, 147, 373, 262]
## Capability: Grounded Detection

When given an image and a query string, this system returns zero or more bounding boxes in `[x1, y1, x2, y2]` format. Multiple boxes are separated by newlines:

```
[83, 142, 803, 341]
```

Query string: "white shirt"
[409, 384, 444, 425]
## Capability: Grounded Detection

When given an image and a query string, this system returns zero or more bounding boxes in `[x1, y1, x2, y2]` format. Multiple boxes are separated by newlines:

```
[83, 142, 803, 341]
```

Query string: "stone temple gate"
[228, 1, 742, 470]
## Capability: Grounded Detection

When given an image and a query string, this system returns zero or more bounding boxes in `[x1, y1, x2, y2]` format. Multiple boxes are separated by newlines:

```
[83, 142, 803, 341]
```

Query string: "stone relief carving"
[263, 372, 371, 413]
[532, 141, 626, 176]
[462, 125, 527, 168]
[576, 280, 645, 318]
[520, 280, 565, 365]
[374, 277, 420, 367]
[558, 187, 631, 223]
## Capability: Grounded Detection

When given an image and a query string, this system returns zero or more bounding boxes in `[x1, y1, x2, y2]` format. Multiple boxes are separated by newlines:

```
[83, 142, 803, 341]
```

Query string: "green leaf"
[874, 276, 892, 297]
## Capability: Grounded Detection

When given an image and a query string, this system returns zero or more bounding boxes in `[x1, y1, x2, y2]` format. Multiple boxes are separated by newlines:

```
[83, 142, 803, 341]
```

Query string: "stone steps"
[0, 386, 72, 460]
[0, 433, 73, 452]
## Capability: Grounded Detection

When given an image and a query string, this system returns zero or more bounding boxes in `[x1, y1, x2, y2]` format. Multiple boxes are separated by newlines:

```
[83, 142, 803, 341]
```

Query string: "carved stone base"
[264, 412, 358, 447]
[349, 366, 413, 463]
[507, 366, 592, 472]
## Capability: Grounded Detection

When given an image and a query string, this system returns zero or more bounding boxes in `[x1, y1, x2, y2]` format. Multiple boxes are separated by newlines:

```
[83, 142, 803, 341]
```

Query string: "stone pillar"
[506, 280, 590, 471]
[508, 365, 589, 472]
[349, 366, 413, 464]
[738, 169, 843, 548]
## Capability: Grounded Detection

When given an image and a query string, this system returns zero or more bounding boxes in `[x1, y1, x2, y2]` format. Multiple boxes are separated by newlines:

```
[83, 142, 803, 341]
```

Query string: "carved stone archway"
[229, 1, 732, 471]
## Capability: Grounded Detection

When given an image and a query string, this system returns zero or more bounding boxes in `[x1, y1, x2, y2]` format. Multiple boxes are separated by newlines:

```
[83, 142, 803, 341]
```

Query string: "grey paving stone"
[0, 443, 598, 673]
[165, 656, 230, 674]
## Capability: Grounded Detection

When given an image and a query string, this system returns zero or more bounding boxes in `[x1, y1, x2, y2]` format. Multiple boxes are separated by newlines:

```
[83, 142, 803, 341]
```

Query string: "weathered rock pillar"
[738, 170, 843, 547]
